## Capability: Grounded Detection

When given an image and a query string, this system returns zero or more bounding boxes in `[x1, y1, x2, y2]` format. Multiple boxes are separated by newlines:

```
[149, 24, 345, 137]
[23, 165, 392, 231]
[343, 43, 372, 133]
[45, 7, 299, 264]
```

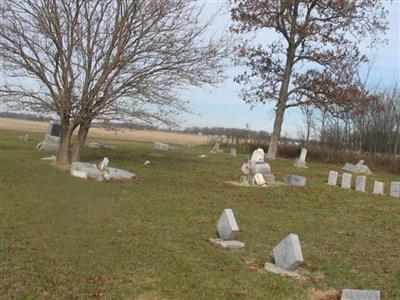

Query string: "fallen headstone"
[390, 182, 400, 198]
[106, 167, 136, 180]
[70, 162, 103, 180]
[293, 148, 308, 168]
[328, 171, 338, 186]
[340, 289, 380, 300]
[71, 170, 88, 179]
[342, 160, 372, 175]
[154, 142, 169, 151]
[285, 175, 306, 187]
[341, 173, 352, 189]
[373, 181, 384, 195]
[209, 208, 244, 250]
[88, 142, 103, 149]
[355, 176, 366, 192]
[273, 233, 304, 271]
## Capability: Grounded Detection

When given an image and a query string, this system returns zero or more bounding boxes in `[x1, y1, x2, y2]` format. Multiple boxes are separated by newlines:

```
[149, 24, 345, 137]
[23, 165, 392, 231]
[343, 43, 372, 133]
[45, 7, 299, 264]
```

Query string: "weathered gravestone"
[154, 142, 169, 151]
[341, 173, 352, 189]
[36, 120, 61, 151]
[342, 160, 372, 175]
[390, 182, 400, 198]
[230, 148, 237, 157]
[328, 171, 338, 186]
[285, 175, 306, 187]
[340, 289, 380, 300]
[373, 181, 384, 195]
[355, 176, 366, 192]
[106, 167, 136, 180]
[70, 162, 103, 180]
[252, 173, 266, 186]
[209, 209, 245, 249]
[293, 148, 308, 168]
[272, 233, 304, 271]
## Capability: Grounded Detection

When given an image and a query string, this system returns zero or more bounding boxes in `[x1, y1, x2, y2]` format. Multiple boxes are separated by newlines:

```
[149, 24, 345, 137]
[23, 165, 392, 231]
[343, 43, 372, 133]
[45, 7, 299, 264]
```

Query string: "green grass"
[1, 130, 399, 299]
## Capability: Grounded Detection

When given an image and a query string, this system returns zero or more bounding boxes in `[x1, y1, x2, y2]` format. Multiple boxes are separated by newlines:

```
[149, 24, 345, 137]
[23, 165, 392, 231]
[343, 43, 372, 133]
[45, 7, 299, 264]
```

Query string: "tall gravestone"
[390, 182, 400, 198]
[355, 176, 366, 192]
[293, 148, 308, 168]
[373, 181, 384, 195]
[328, 171, 338, 186]
[341, 173, 352, 189]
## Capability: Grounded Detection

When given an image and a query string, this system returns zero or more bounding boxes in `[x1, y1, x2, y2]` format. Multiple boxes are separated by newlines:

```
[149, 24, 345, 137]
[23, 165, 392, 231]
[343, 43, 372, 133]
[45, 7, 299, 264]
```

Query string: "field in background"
[1, 129, 399, 299]
[0, 118, 208, 145]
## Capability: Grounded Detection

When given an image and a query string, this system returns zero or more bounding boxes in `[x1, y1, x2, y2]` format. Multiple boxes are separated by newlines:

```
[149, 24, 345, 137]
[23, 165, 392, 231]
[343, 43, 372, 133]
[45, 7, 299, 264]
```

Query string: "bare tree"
[0, 0, 229, 163]
[230, 0, 388, 159]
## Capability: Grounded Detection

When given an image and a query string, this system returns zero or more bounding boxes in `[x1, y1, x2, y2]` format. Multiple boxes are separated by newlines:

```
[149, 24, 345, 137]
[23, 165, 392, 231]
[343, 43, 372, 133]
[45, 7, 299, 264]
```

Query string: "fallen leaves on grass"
[308, 288, 340, 300]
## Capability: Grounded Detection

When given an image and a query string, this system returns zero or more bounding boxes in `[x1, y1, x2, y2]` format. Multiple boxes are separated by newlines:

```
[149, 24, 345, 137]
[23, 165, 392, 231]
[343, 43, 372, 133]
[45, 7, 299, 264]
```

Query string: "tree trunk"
[57, 118, 74, 164]
[266, 47, 296, 160]
[71, 120, 91, 162]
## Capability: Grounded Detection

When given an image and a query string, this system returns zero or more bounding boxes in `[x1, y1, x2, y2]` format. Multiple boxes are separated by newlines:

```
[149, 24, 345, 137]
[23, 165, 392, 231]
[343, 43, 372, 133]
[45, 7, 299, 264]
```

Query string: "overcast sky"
[180, 1, 400, 136]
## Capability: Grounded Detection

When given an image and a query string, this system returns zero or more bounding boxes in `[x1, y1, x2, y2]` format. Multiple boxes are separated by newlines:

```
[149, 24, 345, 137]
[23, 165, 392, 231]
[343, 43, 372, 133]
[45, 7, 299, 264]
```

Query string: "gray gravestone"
[293, 148, 308, 168]
[106, 167, 136, 180]
[328, 171, 338, 186]
[341, 173, 352, 189]
[217, 209, 239, 240]
[230, 148, 237, 157]
[355, 176, 366, 192]
[70, 162, 103, 179]
[390, 182, 400, 198]
[341, 289, 380, 300]
[373, 181, 384, 195]
[285, 175, 306, 187]
[154, 142, 169, 151]
[273, 233, 304, 271]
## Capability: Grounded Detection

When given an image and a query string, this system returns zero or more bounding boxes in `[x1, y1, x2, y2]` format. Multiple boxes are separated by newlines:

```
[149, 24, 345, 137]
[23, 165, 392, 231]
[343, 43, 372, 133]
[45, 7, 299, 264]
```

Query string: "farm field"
[1, 129, 400, 299]
[0, 118, 208, 145]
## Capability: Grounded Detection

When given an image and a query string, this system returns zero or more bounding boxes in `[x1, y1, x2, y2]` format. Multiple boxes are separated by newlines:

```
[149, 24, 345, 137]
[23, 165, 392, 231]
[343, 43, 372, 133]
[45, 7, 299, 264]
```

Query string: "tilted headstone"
[293, 148, 308, 168]
[285, 175, 306, 187]
[390, 181, 400, 198]
[340, 289, 380, 300]
[252, 173, 266, 186]
[341, 173, 352, 189]
[154, 142, 169, 151]
[343, 161, 372, 175]
[273, 233, 304, 271]
[230, 148, 237, 157]
[373, 181, 384, 195]
[70, 162, 103, 179]
[328, 171, 338, 186]
[355, 176, 366, 192]
[217, 209, 239, 241]
[98, 157, 109, 172]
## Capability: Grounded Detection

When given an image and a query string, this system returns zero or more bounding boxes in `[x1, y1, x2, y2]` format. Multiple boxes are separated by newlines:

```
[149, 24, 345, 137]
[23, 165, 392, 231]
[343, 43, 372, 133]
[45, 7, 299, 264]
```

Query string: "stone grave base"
[264, 263, 305, 280]
[225, 180, 287, 188]
[209, 238, 245, 250]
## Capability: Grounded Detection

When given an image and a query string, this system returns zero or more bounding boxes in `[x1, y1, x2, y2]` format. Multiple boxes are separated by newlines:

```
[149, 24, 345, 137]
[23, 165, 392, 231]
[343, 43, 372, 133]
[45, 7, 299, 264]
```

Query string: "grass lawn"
[1, 130, 399, 299]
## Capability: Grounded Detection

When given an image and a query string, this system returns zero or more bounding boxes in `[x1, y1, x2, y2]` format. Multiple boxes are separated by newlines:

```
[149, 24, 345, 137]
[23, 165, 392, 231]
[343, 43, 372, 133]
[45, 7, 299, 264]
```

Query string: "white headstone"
[356, 160, 365, 167]
[217, 209, 239, 241]
[355, 176, 366, 192]
[328, 171, 338, 186]
[99, 157, 109, 172]
[273, 233, 304, 271]
[299, 148, 307, 162]
[341, 173, 352, 189]
[341, 289, 380, 300]
[251, 148, 265, 162]
[252, 173, 266, 186]
[373, 181, 384, 195]
[230, 148, 237, 156]
[390, 181, 400, 198]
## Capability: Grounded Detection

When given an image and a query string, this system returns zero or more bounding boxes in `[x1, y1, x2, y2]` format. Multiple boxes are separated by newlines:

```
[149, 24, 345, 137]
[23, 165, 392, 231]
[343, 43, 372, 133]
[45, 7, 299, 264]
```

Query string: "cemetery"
[1, 129, 399, 299]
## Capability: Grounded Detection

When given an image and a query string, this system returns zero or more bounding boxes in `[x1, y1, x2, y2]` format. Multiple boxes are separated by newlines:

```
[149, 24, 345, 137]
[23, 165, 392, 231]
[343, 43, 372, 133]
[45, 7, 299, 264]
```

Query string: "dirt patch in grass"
[308, 288, 340, 300]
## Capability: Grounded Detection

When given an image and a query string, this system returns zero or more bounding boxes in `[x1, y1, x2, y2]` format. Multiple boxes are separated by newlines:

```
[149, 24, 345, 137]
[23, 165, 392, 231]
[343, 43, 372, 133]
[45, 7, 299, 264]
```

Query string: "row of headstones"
[328, 171, 400, 198]
[211, 209, 380, 300]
